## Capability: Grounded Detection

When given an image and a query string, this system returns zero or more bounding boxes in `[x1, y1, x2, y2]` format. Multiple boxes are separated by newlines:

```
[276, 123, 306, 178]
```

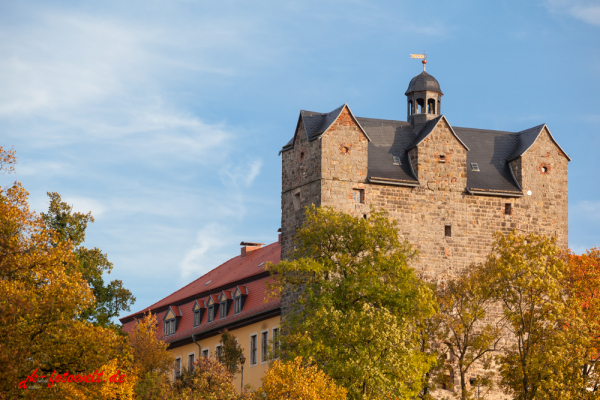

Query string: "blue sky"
[1, 0, 599, 320]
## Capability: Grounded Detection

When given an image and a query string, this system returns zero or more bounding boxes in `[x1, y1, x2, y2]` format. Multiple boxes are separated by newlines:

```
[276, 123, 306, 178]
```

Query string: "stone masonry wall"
[280, 111, 568, 398]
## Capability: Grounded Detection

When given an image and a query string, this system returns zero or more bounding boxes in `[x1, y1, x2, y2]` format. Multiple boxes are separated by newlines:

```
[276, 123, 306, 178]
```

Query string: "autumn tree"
[173, 357, 249, 400]
[436, 266, 503, 400]
[553, 247, 600, 399]
[129, 312, 175, 400]
[268, 206, 437, 400]
[0, 148, 135, 400]
[254, 356, 347, 400]
[484, 231, 569, 400]
[218, 329, 244, 376]
[42, 192, 135, 328]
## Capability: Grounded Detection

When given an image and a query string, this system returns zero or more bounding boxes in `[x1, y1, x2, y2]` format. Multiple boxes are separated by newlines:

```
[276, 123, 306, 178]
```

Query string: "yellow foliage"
[254, 357, 347, 400]
[0, 148, 136, 399]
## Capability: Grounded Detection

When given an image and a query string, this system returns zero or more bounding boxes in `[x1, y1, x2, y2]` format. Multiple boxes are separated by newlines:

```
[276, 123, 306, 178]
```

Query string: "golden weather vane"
[410, 53, 427, 71]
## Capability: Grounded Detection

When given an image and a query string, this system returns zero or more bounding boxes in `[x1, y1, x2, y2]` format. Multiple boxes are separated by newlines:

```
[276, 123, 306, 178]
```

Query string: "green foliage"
[218, 329, 244, 376]
[42, 192, 136, 327]
[268, 206, 437, 399]
[484, 231, 568, 400]
[436, 267, 502, 400]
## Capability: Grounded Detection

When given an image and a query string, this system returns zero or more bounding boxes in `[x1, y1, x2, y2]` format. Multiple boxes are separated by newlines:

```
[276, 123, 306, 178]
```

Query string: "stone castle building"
[120, 61, 570, 395]
[280, 61, 570, 315]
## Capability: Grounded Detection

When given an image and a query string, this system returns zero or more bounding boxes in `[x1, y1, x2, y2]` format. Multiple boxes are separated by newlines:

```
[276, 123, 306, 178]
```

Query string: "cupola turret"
[406, 60, 443, 131]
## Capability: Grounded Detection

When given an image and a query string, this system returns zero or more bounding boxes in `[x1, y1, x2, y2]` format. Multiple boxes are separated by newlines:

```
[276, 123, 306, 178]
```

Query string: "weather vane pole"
[410, 53, 427, 72]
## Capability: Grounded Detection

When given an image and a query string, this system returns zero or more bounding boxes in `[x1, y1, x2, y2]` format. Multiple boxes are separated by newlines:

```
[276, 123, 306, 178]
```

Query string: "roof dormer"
[192, 300, 205, 327]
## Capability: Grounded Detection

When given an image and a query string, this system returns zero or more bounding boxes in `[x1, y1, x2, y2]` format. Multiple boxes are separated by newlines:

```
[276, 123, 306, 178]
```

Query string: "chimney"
[277, 228, 282, 243]
[240, 242, 265, 257]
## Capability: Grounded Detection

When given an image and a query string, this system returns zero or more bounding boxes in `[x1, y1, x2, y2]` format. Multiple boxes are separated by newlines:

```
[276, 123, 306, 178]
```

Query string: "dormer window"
[163, 306, 180, 336]
[206, 296, 218, 323]
[219, 291, 232, 319]
[233, 286, 248, 314]
[192, 300, 205, 327]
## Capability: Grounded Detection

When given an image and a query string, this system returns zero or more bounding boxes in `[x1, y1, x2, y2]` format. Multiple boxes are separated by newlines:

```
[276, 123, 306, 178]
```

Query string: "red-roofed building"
[120, 240, 281, 390]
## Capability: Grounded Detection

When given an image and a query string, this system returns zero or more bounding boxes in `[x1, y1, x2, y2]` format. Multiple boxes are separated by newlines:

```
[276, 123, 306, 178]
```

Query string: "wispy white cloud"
[179, 223, 234, 281]
[544, 0, 600, 26]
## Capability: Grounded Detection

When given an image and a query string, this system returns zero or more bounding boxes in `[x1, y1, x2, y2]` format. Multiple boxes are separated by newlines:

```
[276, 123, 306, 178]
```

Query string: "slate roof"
[281, 105, 570, 196]
[355, 117, 418, 183]
[405, 71, 443, 95]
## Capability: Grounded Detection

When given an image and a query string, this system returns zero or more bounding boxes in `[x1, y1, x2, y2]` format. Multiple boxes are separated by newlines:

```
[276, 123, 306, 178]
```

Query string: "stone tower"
[280, 64, 570, 318]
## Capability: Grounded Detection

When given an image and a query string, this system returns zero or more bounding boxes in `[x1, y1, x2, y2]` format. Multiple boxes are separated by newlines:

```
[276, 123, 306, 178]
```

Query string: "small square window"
[470, 163, 479, 171]
[505, 203, 512, 215]
[445, 225, 452, 237]
[353, 189, 364, 204]
[438, 155, 446, 163]
[392, 156, 401, 165]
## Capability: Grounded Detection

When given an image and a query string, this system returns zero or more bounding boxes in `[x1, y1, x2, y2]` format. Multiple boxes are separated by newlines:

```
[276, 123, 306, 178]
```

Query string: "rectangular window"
[250, 334, 257, 365]
[234, 296, 241, 314]
[505, 203, 512, 215]
[202, 349, 209, 358]
[438, 154, 446, 163]
[272, 328, 280, 359]
[174, 358, 181, 379]
[220, 302, 227, 319]
[261, 331, 269, 363]
[445, 225, 452, 237]
[188, 353, 195, 372]
[215, 345, 222, 362]
[353, 189, 364, 204]
[171, 320, 176, 335]
[193, 310, 200, 327]
[208, 306, 214, 322]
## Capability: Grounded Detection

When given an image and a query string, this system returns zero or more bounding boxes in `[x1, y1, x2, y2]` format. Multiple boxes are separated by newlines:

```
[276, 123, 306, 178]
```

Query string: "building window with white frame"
[250, 334, 257, 365]
[202, 349, 209, 358]
[174, 357, 181, 379]
[261, 331, 269, 363]
[188, 353, 195, 372]
[215, 345, 223, 362]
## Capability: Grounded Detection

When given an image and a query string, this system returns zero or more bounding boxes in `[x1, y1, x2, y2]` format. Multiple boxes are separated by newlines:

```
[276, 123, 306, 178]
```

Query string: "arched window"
[427, 99, 436, 114]
[417, 98, 425, 114]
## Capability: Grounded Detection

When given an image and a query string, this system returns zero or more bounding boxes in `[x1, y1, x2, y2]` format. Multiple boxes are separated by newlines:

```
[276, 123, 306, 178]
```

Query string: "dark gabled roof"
[280, 106, 569, 195]
[302, 104, 346, 141]
[452, 127, 522, 193]
[280, 104, 371, 153]
[508, 124, 572, 162]
[409, 115, 469, 151]
[356, 117, 418, 183]
[405, 71, 443, 95]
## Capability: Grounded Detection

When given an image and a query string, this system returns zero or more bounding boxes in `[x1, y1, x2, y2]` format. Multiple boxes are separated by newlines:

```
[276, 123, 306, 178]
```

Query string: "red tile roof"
[120, 241, 281, 343]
